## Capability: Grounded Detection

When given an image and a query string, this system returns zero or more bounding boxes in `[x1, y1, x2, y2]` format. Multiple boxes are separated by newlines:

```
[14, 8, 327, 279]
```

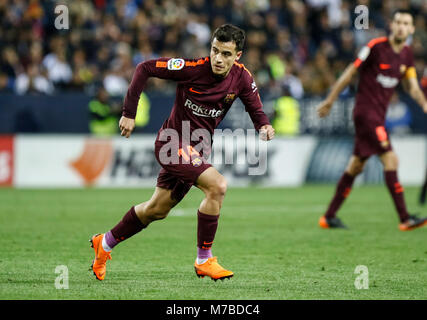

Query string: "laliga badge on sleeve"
[167, 58, 185, 70]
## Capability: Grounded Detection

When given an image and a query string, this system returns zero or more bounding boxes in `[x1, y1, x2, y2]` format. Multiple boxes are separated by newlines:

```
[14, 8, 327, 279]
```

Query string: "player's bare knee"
[390, 153, 399, 169]
[382, 152, 399, 171]
[218, 178, 228, 196]
[352, 164, 364, 176]
[205, 177, 227, 200]
[346, 157, 365, 176]
[213, 178, 228, 197]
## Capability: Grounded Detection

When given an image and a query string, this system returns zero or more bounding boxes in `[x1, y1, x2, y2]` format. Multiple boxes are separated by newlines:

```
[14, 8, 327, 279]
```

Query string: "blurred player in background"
[89, 24, 275, 281]
[420, 167, 427, 205]
[316, 10, 427, 231]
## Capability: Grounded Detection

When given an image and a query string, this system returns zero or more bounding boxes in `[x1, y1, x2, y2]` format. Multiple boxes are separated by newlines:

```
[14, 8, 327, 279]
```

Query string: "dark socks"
[384, 171, 410, 222]
[325, 172, 355, 219]
[105, 206, 146, 249]
[197, 210, 219, 259]
[420, 170, 427, 204]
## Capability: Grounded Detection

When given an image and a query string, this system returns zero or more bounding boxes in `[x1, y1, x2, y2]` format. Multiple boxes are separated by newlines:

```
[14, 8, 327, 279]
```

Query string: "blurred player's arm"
[317, 63, 358, 118]
[120, 58, 197, 138]
[401, 68, 427, 113]
[317, 39, 379, 118]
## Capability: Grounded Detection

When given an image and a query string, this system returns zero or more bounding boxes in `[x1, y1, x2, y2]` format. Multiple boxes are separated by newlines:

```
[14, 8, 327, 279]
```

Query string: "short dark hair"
[393, 9, 414, 20]
[211, 24, 245, 52]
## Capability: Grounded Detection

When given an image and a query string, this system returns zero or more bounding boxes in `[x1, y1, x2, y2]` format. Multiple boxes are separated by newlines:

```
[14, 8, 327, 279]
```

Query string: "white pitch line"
[169, 205, 326, 217]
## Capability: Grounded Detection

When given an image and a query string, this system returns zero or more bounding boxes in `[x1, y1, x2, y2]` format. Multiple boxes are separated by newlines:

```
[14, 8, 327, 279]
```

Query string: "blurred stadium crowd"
[0, 0, 426, 99]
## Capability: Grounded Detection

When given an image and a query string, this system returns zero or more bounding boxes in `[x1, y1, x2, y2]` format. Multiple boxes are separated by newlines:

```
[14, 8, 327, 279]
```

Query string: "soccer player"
[316, 10, 427, 231]
[89, 24, 275, 281]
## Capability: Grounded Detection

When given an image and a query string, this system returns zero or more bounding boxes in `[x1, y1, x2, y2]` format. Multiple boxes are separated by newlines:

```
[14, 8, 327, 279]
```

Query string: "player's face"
[390, 13, 414, 43]
[210, 38, 242, 77]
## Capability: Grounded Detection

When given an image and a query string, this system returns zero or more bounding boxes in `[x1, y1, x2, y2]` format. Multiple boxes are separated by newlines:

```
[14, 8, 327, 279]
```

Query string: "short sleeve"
[353, 45, 373, 69]
[353, 37, 388, 69]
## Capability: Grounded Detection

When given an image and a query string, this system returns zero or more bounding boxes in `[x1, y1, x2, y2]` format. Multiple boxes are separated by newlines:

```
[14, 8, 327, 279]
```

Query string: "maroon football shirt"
[353, 37, 415, 124]
[122, 57, 270, 144]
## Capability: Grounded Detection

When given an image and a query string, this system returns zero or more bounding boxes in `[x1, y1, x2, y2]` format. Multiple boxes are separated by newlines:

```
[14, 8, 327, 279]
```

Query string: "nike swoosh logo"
[189, 87, 203, 94]
[192, 111, 212, 117]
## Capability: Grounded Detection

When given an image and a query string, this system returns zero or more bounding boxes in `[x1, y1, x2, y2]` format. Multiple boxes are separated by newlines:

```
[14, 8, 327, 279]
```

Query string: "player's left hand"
[423, 102, 427, 113]
[119, 116, 135, 138]
[259, 125, 275, 141]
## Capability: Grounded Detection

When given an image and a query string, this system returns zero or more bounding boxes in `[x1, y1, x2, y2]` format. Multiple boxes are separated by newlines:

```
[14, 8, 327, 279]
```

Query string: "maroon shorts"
[154, 140, 212, 202]
[353, 119, 392, 159]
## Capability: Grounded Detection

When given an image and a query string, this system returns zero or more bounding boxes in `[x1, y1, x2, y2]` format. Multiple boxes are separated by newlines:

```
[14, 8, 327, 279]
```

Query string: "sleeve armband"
[404, 66, 417, 79]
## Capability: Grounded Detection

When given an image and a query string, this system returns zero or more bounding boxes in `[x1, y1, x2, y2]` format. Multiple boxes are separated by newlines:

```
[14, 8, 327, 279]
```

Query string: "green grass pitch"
[0, 185, 426, 300]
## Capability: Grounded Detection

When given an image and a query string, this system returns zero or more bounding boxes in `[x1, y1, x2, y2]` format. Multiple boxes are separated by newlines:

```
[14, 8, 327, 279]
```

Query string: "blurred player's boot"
[194, 257, 233, 281]
[90, 233, 112, 280]
[398, 215, 427, 231]
[319, 216, 348, 229]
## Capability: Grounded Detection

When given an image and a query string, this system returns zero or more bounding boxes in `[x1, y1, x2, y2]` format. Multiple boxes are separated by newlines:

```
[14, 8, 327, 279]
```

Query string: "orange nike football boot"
[194, 257, 233, 281]
[399, 215, 427, 231]
[318, 216, 330, 229]
[319, 216, 348, 229]
[89, 233, 112, 280]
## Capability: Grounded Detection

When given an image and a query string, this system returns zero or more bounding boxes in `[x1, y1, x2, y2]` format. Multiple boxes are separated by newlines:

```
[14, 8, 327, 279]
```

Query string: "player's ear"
[408, 15, 415, 34]
[235, 51, 242, 61]
[389, 19, 395, 32]
[409, 23, 415, 35]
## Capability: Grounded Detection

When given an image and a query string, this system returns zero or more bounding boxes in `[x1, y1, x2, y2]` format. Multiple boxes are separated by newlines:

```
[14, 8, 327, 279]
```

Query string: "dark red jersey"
[353, 37, 415, 124]
[122, 57, 270, 141]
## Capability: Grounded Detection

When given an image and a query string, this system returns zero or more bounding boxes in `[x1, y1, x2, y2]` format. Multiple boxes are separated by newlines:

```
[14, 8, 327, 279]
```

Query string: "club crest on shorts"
[167, 58, 185, 70]
[192, 157, 202, 167]
[224, 93, 236, 104]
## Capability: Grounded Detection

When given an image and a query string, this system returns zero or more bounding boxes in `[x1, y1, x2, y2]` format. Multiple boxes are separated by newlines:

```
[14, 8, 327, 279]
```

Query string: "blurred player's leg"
[380, 151, 409, 222]
[90, 187, 178, 280]
[193, 167, 233, 280]
[319, 156, 367, 229]
[419, 168, 427, 205]
[380, 151, 427, 231]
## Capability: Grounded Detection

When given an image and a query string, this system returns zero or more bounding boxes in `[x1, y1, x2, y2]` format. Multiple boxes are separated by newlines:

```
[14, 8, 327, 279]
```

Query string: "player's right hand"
[259, 124, 275, 141]
[119, 116, 135, 138]
[316, 100, 333, 118]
